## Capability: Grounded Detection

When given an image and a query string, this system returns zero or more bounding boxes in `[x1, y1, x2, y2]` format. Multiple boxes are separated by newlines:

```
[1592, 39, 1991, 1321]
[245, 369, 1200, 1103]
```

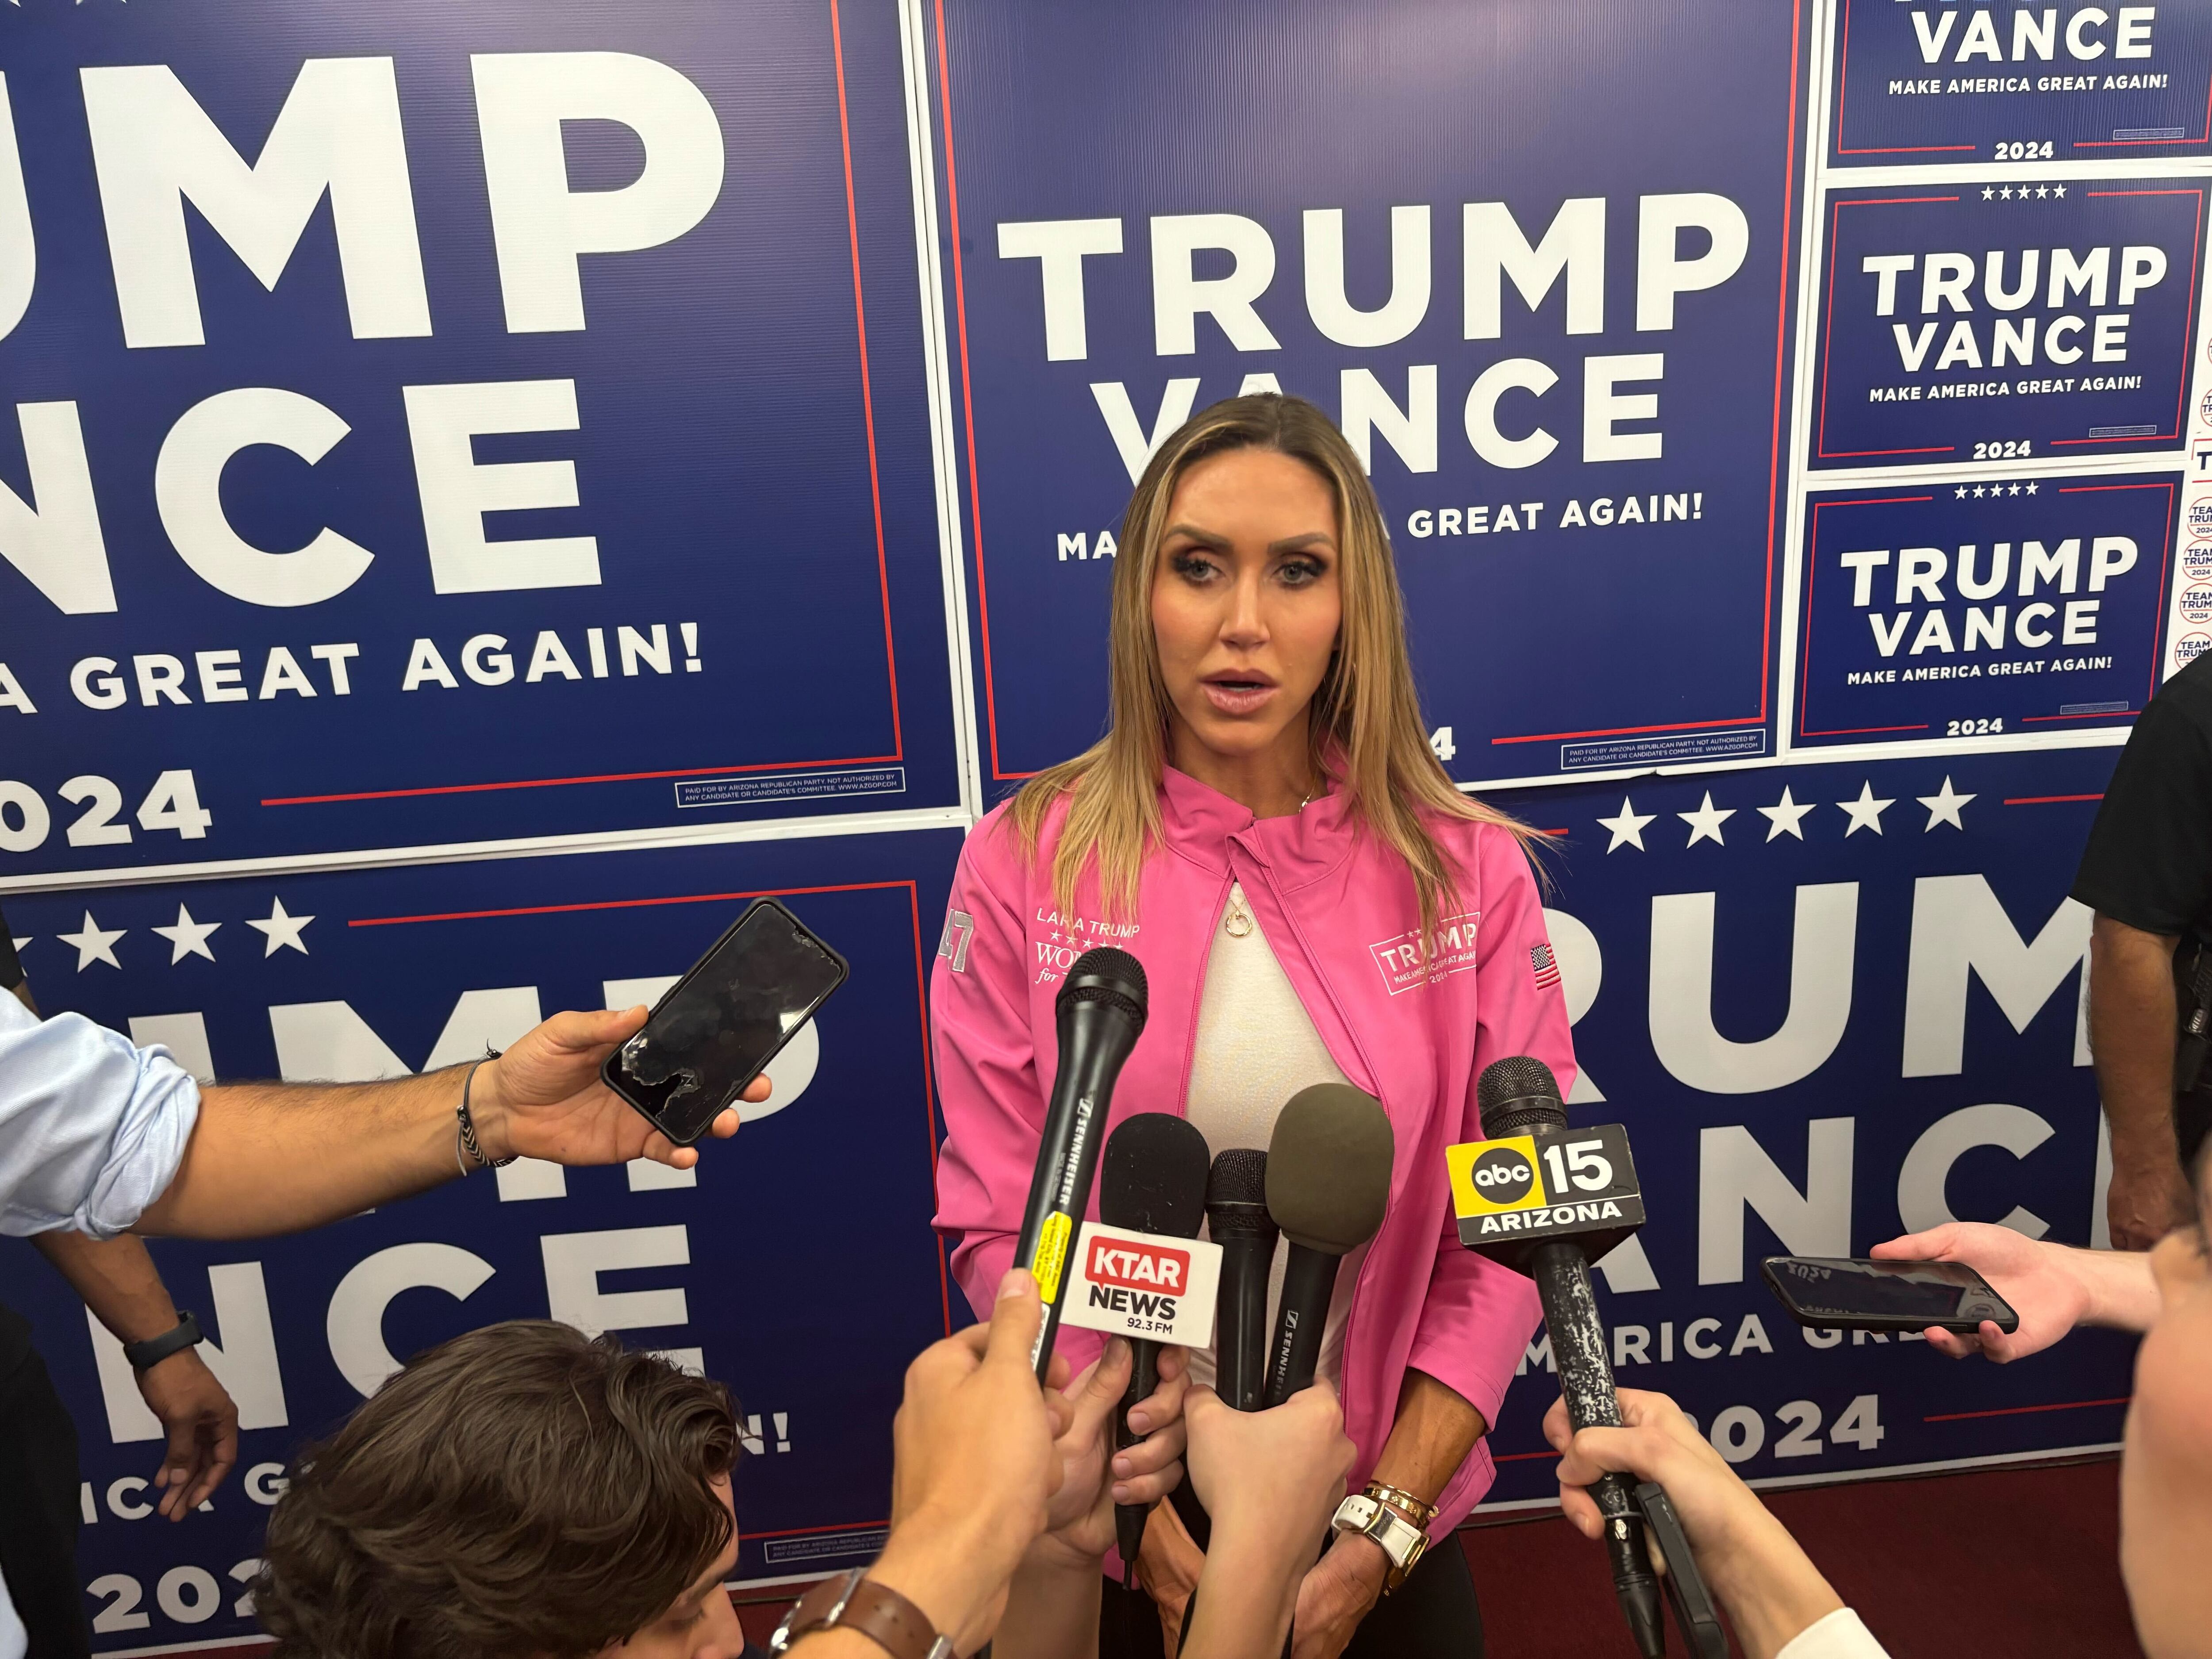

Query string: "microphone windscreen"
[1057, 946, 1148, 1028]
[1100, 1113, 1211, 1239]
[1207, 1147, 1269, 1209]
[1476, 1056, 1567, 1138]
[1266, 1084, 1393, 1254]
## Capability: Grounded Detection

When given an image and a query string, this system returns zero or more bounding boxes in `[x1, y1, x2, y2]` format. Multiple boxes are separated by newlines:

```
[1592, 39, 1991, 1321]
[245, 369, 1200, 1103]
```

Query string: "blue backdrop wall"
[0, 0, 2201, 1650]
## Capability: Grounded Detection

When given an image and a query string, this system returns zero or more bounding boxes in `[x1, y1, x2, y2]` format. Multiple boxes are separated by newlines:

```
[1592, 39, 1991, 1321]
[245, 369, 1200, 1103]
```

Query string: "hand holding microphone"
[1014, 948, 1149, 1379]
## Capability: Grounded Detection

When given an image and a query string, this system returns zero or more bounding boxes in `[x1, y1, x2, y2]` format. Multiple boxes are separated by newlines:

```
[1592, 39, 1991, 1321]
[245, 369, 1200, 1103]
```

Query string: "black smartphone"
[1633, 1483, 1728, 1659]
[1760, 1255, 2020, 1334]
[600, 898, 849, 1145]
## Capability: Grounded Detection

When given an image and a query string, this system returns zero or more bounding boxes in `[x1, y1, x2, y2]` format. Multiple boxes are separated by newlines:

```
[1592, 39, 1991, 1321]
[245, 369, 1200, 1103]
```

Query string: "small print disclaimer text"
[762, 1528, 891, 1567]
[675, 766, 906, 810]
[1560, 730, 1767, 771]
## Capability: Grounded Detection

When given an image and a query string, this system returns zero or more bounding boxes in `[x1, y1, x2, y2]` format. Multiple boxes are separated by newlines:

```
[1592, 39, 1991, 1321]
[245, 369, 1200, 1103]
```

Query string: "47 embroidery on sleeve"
[937, 910, 976, 973]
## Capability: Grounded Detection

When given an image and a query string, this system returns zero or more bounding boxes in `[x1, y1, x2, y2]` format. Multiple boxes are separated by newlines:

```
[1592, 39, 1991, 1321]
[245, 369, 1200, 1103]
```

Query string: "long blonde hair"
[1008, 393, 1537, 936]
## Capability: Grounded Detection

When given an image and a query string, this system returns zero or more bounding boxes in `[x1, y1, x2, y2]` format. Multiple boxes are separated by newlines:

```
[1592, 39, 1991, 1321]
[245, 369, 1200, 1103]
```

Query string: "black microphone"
[1475, 1056, 1665, 1659]
[1206, 1148, 1277, 1412]
[1098, 1112, 1210, 1587]
[1262, 1084, 1393, 1408]
[1013, 948, 1148, 1379]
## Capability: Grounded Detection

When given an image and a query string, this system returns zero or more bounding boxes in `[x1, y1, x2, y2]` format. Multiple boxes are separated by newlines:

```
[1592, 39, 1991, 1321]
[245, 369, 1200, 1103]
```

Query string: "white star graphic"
[2008, 481, 2021, 495]
[1973, 484, 1987, 497]
[2000, 185, 2014, 200]
[1756, 786, 1817, 842]
[2053, 184, 2066, 198]
[246, 898, 315, 956]
[2036, 185, 2050, 199]
[1596, 796, 1658, 853]
[1917, 775, 1976, 831]
[2025, 480, 2039, 494]
[1837, 782, 1896, 837]
[1679, 791, 1736, 848]
[151, 904, 222, 964]
[57, 911, 125, 971]
[1981, 186, 1996, 200]
[1955, 486, 1970, 498]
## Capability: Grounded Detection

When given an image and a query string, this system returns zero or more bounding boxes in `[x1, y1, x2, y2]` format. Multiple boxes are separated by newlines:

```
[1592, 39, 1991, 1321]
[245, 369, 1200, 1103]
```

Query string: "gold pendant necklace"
[1224, 887, 1253, 937]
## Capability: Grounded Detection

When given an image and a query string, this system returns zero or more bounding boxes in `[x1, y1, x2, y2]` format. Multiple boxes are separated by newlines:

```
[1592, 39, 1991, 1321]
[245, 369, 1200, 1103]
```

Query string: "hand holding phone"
[1760, 1255, 2020, 1335]
[601, 898, 849, 1145]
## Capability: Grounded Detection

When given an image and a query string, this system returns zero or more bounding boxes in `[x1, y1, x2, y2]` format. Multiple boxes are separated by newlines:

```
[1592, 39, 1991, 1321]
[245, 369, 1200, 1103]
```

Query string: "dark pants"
[0, 1345, 91, 1659]
[1098, 1535, 1484, 1659]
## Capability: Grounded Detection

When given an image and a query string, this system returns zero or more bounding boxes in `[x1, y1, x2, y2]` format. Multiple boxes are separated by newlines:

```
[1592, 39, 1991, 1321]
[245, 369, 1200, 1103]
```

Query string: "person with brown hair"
[932, 393, 1569, 1657]
[258, 1319, 760, 1659]
[253, 1271, 1192, 1659]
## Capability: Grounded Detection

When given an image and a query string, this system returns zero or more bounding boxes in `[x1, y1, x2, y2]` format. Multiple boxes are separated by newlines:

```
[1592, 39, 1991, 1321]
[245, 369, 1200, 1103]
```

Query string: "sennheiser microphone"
[1014, 947, 1148, 1379]
[1474, 1056, 1664, 1659]
[1098, 1112, 1210, 1586]
[1262, 1084, 1393, 1408]
[1206, 1148, 1277, 1412]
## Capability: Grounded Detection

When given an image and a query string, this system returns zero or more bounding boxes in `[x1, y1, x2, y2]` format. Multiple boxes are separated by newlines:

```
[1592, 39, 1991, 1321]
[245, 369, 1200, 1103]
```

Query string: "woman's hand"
[1544, 1388, 1842, 1659]
[1288, 1536, 1386, 1659]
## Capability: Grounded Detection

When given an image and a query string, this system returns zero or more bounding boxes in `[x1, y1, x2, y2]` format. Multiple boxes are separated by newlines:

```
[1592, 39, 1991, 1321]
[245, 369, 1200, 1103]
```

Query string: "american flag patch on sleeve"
[1529, 942, 1561, 993]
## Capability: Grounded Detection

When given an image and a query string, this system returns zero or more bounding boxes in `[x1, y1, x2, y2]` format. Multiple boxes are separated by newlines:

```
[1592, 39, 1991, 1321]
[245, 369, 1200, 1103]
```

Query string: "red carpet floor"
[184, 1455, 2139, 1657]
[1463, 1455, 2139, 1658]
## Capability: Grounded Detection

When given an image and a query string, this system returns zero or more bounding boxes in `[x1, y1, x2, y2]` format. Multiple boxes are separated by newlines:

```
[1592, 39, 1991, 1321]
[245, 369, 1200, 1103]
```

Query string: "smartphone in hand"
[601, 898, 849, 1144]
[1760, 1255, 2020, 1335]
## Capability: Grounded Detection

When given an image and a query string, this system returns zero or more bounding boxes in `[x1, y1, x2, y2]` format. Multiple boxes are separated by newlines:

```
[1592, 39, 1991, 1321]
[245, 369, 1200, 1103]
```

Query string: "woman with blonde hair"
[931, 394, 1571, 1657]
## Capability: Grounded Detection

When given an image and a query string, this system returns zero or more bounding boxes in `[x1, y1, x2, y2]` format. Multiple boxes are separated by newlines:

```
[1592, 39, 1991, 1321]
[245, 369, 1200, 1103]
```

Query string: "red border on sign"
[263, 0, 903, 810]
[1832, 0, 2212, 158]
[1797, 480, 2174, 738]
[2019, 479, 2177, 715]
[1796, 492, 1938, 737]
[349, 876, 953, 1337]
[2049, 190, 2205, 449]
[1814, 195, 1961, 462]
[937, 0, 1804, 770]
[345, 873, 954, 1546]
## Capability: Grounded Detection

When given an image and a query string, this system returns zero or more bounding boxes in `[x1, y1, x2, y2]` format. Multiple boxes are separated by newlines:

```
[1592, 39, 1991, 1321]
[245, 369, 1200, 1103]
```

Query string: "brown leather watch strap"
[775, 1568, 949, 1659]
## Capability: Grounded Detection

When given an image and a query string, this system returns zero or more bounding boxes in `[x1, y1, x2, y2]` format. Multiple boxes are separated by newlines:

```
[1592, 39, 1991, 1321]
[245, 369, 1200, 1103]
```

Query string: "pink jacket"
[929, 767, 1573, 1532]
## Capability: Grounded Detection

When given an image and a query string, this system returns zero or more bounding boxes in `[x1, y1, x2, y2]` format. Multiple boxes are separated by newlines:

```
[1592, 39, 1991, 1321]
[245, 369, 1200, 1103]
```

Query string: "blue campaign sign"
[0, 0, 960, 878]
[928, 0, 1810, 789]
[1829, 0, 2212, 167]
[1793, 469, 2174, 749]
[1479, 746, 2135, 1501]
[1810, 181, 2204, 469]
[0, 825, 961, 1650]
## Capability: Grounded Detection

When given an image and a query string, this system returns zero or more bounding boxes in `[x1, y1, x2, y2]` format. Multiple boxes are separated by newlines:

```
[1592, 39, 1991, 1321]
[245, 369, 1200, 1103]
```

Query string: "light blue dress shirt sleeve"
[0, 990, 201, 1239]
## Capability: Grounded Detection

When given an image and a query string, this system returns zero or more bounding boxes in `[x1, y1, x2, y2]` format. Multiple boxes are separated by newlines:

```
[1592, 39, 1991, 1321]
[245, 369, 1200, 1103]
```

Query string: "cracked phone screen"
[616, 902, 845, 1143]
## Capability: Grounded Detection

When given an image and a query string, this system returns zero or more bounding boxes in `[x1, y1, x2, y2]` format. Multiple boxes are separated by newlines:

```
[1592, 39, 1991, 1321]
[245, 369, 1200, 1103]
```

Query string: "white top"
[1182, 883, 1369, 1393]
[1777, 1610, 1889, 1659]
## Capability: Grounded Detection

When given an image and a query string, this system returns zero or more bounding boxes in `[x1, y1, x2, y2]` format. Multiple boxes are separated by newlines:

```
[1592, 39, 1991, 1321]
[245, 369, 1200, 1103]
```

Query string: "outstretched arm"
[1870, 1221, 2158, 1361]
[137, 1008, 764, 1239]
